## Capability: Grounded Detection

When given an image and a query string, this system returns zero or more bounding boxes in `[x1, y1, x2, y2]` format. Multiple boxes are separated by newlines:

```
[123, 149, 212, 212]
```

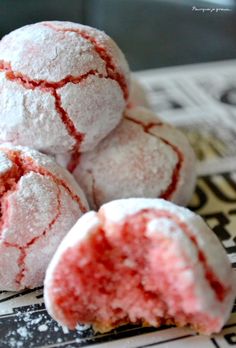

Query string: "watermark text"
[192, 6, 232, 13]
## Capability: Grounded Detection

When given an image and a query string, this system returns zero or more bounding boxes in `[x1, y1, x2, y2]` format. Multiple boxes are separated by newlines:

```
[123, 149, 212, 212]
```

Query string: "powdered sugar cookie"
[44, 198, 235, 334]
[68, 107, 196, 209]
[0, 21, 130, 154]
[0, 143, 88, 291]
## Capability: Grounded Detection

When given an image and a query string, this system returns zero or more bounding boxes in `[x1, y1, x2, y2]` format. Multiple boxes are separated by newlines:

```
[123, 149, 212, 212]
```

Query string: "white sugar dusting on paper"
[38, 324, 48, 332]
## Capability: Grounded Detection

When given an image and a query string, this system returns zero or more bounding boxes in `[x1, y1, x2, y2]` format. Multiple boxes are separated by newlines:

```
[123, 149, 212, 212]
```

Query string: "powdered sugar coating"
[58, 75, 125, 152]
[0, 143, 89, 291]
[0, 243, 21, 290]
[0, 21, 130, 154]
[129, 77, 150, 108]
[44, 198, 235, 334]
[0, 23, 106, 82]
[0, 151, 12, 175]
[0, 73, 74, 153]
[71, 106, 196, 209]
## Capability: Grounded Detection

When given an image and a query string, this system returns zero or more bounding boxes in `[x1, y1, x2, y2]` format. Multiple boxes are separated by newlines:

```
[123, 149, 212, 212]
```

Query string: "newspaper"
[1, 60, 236, 348]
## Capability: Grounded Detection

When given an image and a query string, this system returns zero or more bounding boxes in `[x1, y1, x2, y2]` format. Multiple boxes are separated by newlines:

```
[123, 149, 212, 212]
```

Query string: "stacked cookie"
[0, 21, 234, 334]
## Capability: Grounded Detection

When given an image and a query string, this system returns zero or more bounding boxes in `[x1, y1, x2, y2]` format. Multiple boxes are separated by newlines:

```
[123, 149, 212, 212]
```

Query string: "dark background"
[0, 0, 236, 70]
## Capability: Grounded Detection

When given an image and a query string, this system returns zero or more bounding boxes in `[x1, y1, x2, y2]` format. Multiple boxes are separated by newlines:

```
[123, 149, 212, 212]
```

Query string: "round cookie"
[0, 143, 89, 291]
[44, 198, 235, 334]
[0, 21, 130, 154]
[67, 106, 196, 209]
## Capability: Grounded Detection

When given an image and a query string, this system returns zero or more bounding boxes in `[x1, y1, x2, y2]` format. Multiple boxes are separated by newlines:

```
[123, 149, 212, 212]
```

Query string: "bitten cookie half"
[44, 198, 235, 335]
[63, 106, 196, 209]
[0, 143, 89, 291]
[0, 21, 130, 154]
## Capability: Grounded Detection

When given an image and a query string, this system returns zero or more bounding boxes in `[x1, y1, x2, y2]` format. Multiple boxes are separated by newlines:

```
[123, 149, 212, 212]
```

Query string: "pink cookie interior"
[49, 209, 227, 333]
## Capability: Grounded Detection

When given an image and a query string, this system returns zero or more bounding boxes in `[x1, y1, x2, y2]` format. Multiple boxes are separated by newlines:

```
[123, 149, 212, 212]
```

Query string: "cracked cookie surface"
[0, 21, 130, 154]
[0, 143, 88, 291]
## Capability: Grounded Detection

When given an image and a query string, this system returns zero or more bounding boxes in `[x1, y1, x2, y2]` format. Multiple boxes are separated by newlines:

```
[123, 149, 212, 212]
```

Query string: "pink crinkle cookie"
[0, 21, 130, 154]
[44, 198, 235, 334]
[0, 143, 89, 291]
[64, 106, 196, 209]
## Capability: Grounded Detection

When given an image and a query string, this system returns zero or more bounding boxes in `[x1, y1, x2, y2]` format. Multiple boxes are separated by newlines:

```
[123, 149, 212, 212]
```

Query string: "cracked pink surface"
[44, 199, 235, 334]
[68, 107, 196, 209]
[42, 21, 129, 100]
[0, 21, 129, 154]
[123, 113, 185, 201]
[3, 185, 62, 286]
[0, 144, 88, 291]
